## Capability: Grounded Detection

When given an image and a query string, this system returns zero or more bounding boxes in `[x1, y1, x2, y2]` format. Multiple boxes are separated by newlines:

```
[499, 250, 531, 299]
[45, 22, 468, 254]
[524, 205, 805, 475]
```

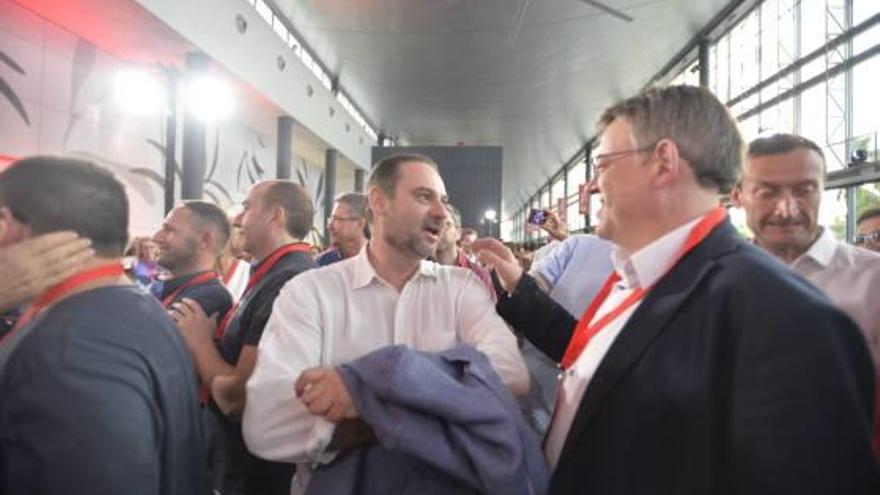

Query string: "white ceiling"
[272, 0, 734, 215]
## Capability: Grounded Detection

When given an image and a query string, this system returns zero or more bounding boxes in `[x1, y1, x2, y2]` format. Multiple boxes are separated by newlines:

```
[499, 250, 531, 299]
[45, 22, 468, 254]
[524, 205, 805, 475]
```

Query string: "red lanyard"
[161, 271, 219, 308]
[214, 243, 311, 339]
[221, 259, 240, 286]
[1, 263, 124, 348]
[559, 207, 727, 370]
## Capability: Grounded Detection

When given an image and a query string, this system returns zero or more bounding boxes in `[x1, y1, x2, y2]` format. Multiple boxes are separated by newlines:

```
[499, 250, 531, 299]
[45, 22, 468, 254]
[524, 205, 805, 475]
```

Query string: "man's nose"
[586, 174, 601, 195]
[774, 191, 799, 218]
[432, 200, 449, 221]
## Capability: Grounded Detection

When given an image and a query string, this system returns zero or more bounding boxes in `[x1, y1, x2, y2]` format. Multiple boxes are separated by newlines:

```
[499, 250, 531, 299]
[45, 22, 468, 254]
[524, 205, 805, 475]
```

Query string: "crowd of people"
[0, 85, 878, 495]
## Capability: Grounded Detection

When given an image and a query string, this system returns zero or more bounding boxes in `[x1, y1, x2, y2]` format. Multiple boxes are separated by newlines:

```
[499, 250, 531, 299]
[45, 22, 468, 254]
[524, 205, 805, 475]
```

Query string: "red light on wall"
[0, 155, 17, 171]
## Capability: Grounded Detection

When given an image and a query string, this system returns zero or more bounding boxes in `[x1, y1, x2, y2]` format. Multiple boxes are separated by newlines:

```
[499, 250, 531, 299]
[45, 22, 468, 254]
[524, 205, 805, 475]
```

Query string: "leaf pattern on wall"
[62, 40, 97, 148]
[145, 138, 183, 181]
[67, 150, 157, 205]
[0, 49, 30, 126]
[234, 133, 267, 192]
[293, 157, 324, 208]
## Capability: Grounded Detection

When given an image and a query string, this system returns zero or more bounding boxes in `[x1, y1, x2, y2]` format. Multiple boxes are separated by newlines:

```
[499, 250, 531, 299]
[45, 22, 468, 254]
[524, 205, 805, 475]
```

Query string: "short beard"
[158, 242, 199, 274]
[383, 230, 436, 260]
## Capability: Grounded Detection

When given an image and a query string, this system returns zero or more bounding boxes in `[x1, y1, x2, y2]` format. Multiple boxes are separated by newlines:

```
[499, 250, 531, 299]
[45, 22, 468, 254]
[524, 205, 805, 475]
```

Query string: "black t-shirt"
[0, 285, 208, 495]
[157, 270, 233, 319]
[209, 250, 316, 495]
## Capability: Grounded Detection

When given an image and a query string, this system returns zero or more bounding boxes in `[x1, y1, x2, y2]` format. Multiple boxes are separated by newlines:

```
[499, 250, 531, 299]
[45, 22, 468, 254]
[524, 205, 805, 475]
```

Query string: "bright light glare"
[484, 209, 497, 221]
[185, 76, 233, 122]
[114, 71, 163, 115]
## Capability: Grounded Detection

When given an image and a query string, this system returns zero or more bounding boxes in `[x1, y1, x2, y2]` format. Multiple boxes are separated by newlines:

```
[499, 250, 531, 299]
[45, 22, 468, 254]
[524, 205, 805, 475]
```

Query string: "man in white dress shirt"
[732, 133, 880, 369]
[242, 153, 528, 492]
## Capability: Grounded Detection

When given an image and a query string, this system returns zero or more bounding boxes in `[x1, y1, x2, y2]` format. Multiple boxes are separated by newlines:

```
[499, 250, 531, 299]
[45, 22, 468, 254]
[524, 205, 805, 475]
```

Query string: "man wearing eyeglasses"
[732, 134, 880, 379]
[477, 86, 878, 493]
[317, 192, 369, 266]
[856, 207, 880, 253]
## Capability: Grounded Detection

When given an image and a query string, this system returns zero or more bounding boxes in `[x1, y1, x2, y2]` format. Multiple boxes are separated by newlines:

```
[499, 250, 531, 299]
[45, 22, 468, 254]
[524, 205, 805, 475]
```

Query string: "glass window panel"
[799, 82, 834, 166]
[715, 35, 730, 102]
[853, 56, 880, 162]
[738, 115, 760, 142]
[567, 202, 584, 232]
[854, 0, 876, 26]
[567, 160, 586, 198]
[541, 188, 551, 210]
[759, 96, 795, 135]
[820, 188, 848, 240]
[776, 0, 797, 68]
[552, 177, 565, 205]
[854, 24, 880, 57]
[799, 0, 826, 56]
[800, 57, 826, 83]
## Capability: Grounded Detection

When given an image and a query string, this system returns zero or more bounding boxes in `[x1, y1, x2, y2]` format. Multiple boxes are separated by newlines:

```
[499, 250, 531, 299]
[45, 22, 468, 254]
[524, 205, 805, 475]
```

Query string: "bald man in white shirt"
[243, 153, 528, 493]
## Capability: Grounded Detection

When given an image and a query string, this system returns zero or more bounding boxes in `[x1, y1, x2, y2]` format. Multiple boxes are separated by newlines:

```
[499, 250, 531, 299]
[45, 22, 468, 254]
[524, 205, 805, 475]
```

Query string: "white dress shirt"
[223, 259, 251, 303]
[242, 247, 528, 489]
[543, 215, 703, 468]
[790, 228, 880, 370]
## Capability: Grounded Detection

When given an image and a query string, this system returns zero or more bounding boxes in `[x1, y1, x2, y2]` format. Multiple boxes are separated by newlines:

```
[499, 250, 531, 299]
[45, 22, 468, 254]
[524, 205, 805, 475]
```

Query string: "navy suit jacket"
[498, 221, 880, 494]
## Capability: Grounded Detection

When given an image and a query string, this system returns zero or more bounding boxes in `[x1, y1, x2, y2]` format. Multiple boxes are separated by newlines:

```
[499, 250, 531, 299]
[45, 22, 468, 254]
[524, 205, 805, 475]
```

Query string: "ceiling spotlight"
[185, 76, 233, 121]
[114, 70, 163, 115]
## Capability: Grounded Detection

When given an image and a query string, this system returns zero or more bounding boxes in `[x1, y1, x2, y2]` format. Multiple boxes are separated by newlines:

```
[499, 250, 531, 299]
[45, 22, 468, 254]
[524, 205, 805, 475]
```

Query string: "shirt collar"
[794, 227, 837, 268]
[610, 215, 704, 290]
[162, 270, 213, 295]
[351, 244, 438, 290]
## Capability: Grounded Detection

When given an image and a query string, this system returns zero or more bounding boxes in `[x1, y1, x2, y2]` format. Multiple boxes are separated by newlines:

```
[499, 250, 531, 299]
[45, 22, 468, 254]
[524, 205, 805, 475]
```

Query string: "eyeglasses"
[326, 216, 361, 226]
[854, 230, 880, 245]
[589, 145, 656, 175]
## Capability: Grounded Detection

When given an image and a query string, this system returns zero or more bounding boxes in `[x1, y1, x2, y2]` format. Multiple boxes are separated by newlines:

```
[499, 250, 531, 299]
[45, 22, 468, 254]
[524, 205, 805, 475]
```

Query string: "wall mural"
[0, 0, 327, 238]
[0, 49, 28, 126]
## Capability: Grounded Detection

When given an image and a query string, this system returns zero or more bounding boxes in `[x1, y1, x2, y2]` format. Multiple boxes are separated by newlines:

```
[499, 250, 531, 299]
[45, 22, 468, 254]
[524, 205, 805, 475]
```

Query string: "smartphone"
[527, 208, 549, 226]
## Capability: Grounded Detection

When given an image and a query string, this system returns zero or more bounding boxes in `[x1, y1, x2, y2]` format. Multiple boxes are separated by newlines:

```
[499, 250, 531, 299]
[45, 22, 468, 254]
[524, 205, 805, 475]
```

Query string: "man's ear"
[270, 204, 287, 232]
[651, 138, 682, 188]
[200, 230, 216, 252]
[730, 182, 744, 207]
[0, 207, 29, 247]
[367, 186, 386, 219]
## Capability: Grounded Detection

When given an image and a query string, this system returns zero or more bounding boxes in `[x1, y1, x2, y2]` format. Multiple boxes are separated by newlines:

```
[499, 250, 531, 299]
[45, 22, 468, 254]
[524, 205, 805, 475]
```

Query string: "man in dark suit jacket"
[476, 85, 879, 494]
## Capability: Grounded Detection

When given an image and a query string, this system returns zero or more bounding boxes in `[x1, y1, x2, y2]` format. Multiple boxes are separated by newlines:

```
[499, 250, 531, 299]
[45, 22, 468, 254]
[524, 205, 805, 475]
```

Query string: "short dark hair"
[263, 181, 314, 239]
[857, 207, 880, 226]
[598, 85, 744, 193]
[748, 133, 824, 159]
[367, 153, 438, 197]
[0, 155, 129, 257]
[181, 200, 230, 253]
[336, 192, 370, 239]
[335, 192, 368, 219]
[747, 134, 826, 175]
